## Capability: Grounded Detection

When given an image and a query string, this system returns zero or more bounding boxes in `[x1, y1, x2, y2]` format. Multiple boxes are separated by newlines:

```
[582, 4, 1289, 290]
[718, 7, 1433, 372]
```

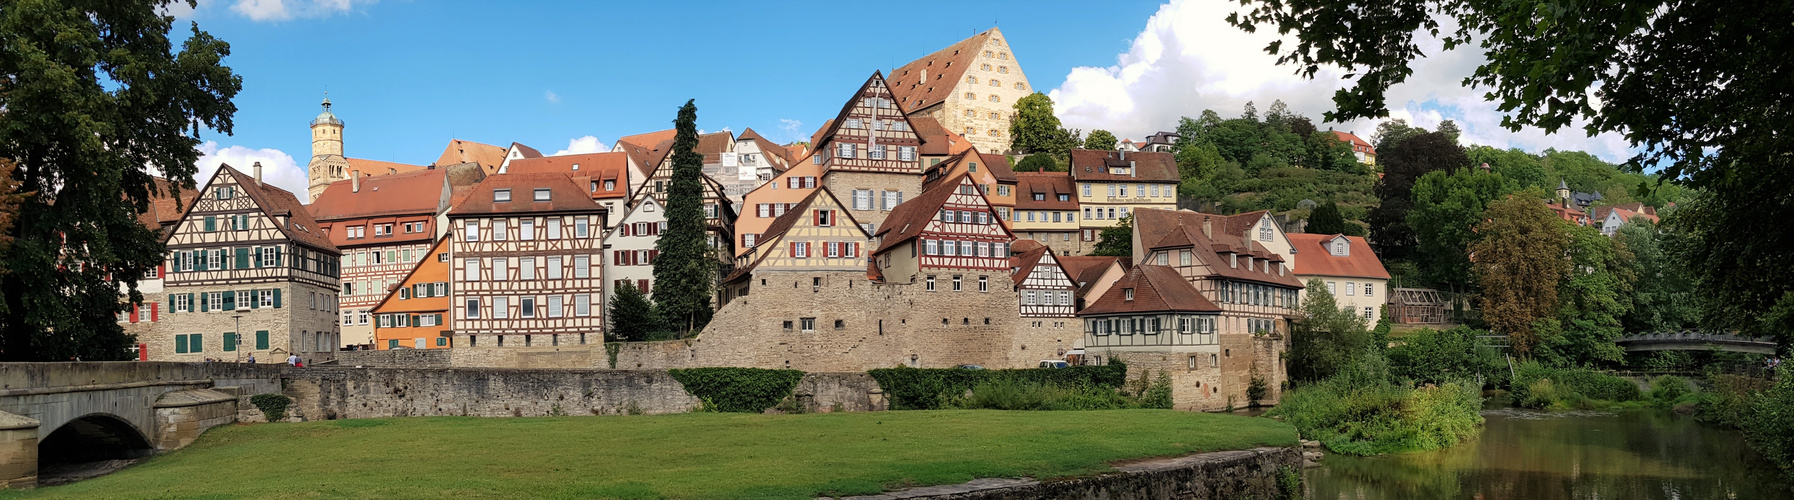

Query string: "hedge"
[668, 368, 806, 413]
[868, 361, 1129, 410]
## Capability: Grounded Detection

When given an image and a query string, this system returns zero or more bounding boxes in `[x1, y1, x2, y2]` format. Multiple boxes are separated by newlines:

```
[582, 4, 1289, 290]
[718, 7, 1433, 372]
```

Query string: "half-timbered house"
[310, 169, 450, 348]
[370, 235, 453, 350]
[733, 150, 820, 257]
[155, 164, 342, 364]
[1010, 240, 1076, 318]
[720, 187, 870, 306]
[502, 151, 633, 230]
[448, 174, 608, 348]
[600, 196, 666, 321]
[871, 173, 1014, 288]
[817, 71, 926, 234]
[1011, 171, 1083, 255]
[922, 147, 1017, 228]
[626, 132, 738, 257]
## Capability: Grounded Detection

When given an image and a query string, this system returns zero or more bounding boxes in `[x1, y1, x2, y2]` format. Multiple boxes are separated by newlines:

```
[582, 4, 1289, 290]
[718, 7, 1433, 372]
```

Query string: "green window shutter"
[272, 289, 282, 308]
[249, 289, 260, 309]
[436, 337, 446, 347]
[167, 294, 175, 313]
[251, 246, 260, 268]
[222, 292, 235, 311]
[236, 248, 249, 269]
[274, 247, 283, 267]
[187, 293, 195, 312]
[192, 333, 203, 353]
[256, 330, 269, 350]
[387, 339, 398, 349]
[223, 333, 236, 352]
[193, 251, 204, 271]
[175, 334, 188, 354]
[436, 313, 444, 325]
[203, 216, 215, 232]
[199, 294, 208, 312]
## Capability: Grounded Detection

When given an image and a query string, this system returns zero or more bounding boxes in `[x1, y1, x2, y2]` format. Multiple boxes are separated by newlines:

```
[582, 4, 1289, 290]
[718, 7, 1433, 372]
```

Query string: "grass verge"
[8, 410, 1295, 500]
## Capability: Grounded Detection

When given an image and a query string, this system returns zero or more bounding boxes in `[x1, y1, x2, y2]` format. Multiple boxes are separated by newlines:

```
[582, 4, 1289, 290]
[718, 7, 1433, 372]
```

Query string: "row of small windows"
[492, 188, 552, 203]
[1324, 281, 1375, 298]
[342, 245, 430, 269]
[170, 331, 272, 353]
[1088, 316, 1219, 338]
[964, 127, 1004, 138]
[964, 110, 1005, 120]
[461, 216, 596, 242]
[982, 50, 1009, 60]
[978, 63, 1011, 74]
[841, 118, 910, 132]
[463, 255, 594, 281]
[923, 274, 991, 292]
[962, 92, 1004, 103]
[830, 143, 916, 162]
[1083, 183, 1176, 199]
[342, 222, 426, 240]
[462, 294, 593, 319]
[921, 239, 1009, 258]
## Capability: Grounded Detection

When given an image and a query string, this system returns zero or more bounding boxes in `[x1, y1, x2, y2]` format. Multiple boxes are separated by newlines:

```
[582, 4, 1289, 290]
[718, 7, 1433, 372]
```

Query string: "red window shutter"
[639, 279, 650, 294]
[156, 264, 164, 278]
[138, 343, 148, 361]
[853, 243, 861, 257]
[613, 250, 623, 265]
[129, 305, 138, 323]
[150, 303, 159, 322]
[789, 242, 798, 257]
[649, 250, 659, 262]
[621, 224, 630, 237]
[813, 210, 820, 226]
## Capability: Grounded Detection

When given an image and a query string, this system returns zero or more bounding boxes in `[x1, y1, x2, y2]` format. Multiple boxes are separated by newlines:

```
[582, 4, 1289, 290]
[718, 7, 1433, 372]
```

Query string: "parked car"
[954, 364, 985, 370]
[1038, 360, 1070, 369]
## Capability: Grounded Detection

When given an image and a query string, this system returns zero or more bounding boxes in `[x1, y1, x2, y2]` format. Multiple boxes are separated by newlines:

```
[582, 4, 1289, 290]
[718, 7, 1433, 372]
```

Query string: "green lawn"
[10, 410, 1295, 500]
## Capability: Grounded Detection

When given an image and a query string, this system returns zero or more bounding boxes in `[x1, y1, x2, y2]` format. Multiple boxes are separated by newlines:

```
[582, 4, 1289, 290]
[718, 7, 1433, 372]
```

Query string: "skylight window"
[534, 188, 551, 201]
[494, 189, 511, 202]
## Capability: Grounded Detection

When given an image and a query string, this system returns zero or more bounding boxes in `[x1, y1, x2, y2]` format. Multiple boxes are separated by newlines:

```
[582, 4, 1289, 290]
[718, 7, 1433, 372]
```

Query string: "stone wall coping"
[0, 410, 38, 430]
[153, 389, 237, 409]
[0, 379, 212, 397]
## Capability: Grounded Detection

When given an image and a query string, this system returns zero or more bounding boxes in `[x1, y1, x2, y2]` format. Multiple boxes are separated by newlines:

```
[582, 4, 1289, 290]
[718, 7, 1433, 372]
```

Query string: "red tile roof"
[873, 173, 972, 254]
[215, 164, 336, 253]
[141, 176, 198, 233]
[1057, 255, 1116, 285]
[1014, 172, 1077, 210]
[1136, 208, 1303, 288]
[447, 173, 606, 217]
[1286, 233, 1390, 279]
[1069, 149, 1178, 182]
[981, 153, 1017, 183]
[1592, 203, 1660, 225]
[911, 116, 958, 156]
[736, 127, 792, 166]
[434, 139, 509, 173]
[1330, 130, 1373, 152]
[617, 129, 675, 151]
[1079, 265, 1220, 315]
[889, 29, 994, 114]
[309, 169, 447, 221]
[502, 152, 630, 200]
[510, 142, 544, 159]
[1008, 240, 1067, 286]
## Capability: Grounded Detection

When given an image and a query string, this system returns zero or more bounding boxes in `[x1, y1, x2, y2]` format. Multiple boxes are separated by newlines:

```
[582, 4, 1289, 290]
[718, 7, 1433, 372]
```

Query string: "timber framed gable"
[164, 165, 341, 290]
[814, 72, 925, 176]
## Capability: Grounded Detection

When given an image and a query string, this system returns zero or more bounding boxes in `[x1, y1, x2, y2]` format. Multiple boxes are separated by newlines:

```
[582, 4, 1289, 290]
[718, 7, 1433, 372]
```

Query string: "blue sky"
[173, 0, 1632, 197]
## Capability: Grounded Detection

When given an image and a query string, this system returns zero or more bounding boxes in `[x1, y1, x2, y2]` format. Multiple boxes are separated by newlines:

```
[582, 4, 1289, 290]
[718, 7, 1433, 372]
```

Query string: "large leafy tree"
[1083, 130, 1118, 151]
[1407, 167, 1507, 290]
[651, 100, 717, 337]
[1367, 132, 1466, 260]
[0, 1, 240, 361]
[1009, 92, 1078, 155]
[1370, 119, 1426, 153]
[1471, 197, 1569, 357]
[1288, 278, 1372, 383]
[608, 282, 665, 342]
[1226, 0, 1794, 339]
[1614, 217, 1697, 333]
[1090, 215, 1133, 257]
[1305, 201, 1347, 235]
[1538, 224, 1634, 367]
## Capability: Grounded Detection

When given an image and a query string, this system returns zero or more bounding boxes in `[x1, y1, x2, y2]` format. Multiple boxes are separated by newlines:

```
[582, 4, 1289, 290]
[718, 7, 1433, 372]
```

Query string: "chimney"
[1202, 216, 1212, 238]
[351, 170, 361, 193]
[252, 162, 263, 185]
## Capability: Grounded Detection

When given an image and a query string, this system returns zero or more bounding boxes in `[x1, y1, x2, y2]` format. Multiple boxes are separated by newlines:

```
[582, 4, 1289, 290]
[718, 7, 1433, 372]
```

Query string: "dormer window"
[534, 188, 551, 202]
[604, 180, 615, 191]
[494, 189, 511, 202]
[571, 163, 580, 171]
[1124, 288, 1135, 301]
[1331, 239, 1350, 256]
[1230, 254, 1238, 268]
[1033, 193, 1045, 201]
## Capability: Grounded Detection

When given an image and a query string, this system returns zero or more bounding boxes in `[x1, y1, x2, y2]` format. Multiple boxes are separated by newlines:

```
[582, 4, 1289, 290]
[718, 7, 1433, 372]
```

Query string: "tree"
[1084, 129, 1118, 151]
[1471, 197, 1570, 357]
[1226, 1, 1794, 339]
[1009, 92, 1066, 154]
[1614, 218, 1697, 333]
[1306, 201, 1347, 235]
[1288, 278, 1373, 383]
[1407, 168, 1507, 289]
[1173, 140, 1225, 184]
[1370, 119, 1426, 153]
[1090, 215, 1133, 257]
[608, 282, 664, 342]
[652, 100, 717, 337]
[1538, 224, 1634, 367]
[1014, 152, 1059, 172]
[1368, 132, 1467, 260]
[0, 2, 240, 361]
[1467, 146, 1546, 192]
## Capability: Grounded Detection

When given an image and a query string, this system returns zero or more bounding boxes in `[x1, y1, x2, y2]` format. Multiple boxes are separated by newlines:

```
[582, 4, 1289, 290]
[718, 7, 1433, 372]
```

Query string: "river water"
[1304, 408, 1794, 499]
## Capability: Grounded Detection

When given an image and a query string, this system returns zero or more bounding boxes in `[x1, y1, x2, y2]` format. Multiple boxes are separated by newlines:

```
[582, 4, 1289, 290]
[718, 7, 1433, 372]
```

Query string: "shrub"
[250, 393, 292, 422]
[1510, 362, 1640, 408]
[1386, 326, 1507, 387]
[1268, 352, 1484, 455]
[1139, 371, 1174, 409]
[1646, 375, 1691, 408]
[869, 362, 1129, 410]
[954, 378, 1135, 411]
[1741, 368, 1794, 472]
[667, 368, 806, 413]
[1247, 374, 1269, 407]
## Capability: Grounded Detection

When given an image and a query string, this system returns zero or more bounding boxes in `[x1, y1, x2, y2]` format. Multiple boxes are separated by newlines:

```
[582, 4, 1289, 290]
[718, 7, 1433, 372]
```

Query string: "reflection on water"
[1305, 409, 1794, 499]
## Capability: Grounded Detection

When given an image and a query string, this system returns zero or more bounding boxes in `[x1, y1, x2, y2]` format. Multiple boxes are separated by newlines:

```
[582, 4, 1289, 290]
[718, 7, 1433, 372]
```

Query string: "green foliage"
[1014, 152, 1060, 172]
[1009, 92, 1078, 155]
[1369, 132, 1467, 261]
[667, 368, 805, 413]
[868, 362, 1129, 410]
[1408, 167, 1508, 288]
[1693, 367, 1794, 475]
[0, 1, 242, 360]
[1370, 119, 1427, 154]
[1305, 201, 1347, 234]
[1386, 326, 1507, 387]
[957, 378, 1138, 411]
[652, 100, 718, 337]
[250, 393, 292, 422]
[1645, 375, 1692, 408]
[607, 282, 665, 342]
[1535, 224, 1634, 366]
[1140, 371, 1174, 409]
[1614, 219, 1698, 332]
[1509, 362, 1641, 409]
[1471, 197, 1570, 356]
[1247, 374, 1269, 406]
[1174, 139, 1226, 185]
[1083, 129, 1118, 151]
[1277, 465, 1303, 500]
[1089, 215, 1133, 257]
[1466, 146, 1547, 192]
[1288, 278, 1372, 383]
[1268, 353, 1484, 456]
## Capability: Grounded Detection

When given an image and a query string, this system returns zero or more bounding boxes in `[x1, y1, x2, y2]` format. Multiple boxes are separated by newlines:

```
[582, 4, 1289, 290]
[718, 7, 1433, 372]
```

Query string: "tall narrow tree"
[0, 1, 241, 360]
[651, 100, 717, 337]
[1471, 197, 1570, 357]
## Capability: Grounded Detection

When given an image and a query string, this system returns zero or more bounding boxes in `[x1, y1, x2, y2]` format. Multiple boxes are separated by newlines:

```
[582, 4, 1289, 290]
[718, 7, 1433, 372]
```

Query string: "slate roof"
[447, 174, 606, 217]
[1079, 265, 1220, 316]
[214, 164, 336, 253]
[1068, 149, 1178, 182]
[889, 29, 993, 113]
[1015, 172, 1077, 210]
[309, 169, 446, 221]
[1286, 233, 1390, 280]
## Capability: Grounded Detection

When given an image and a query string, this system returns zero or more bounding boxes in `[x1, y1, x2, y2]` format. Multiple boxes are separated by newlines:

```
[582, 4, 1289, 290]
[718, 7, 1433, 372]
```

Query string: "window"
[548, 295, 563, 318]
[1014, 82, 1025, 90]
[466, 298, 480, 318]
[924, 240, 938, 255]
[964, 92, 976, 100]
[520, 257, 536, 280]
[853, 190, 873, 210]
[464, 221, 479, 241]
[574, 294, 591, 316]
[494, 189, 511, 202]
[1364, 283, 1374, 297]
[207, 249, 220, 270]
[1260, 224, 1273, 241]
[492, 297, 509, 319]
[465, 258, 480, 281]
[951, 275, 963, 291]
[743, 233, 758, 249]
[520, 220, 535, 240]
[493, 220, 508, 241]
[574, 255, 590, 278]
[791, 241, 809, 258]
[998, 66, 1009, 73]
[800, 317, 816, 332]
[988, 95, 999, 103]
[575, 218, 590, 238]
[815, 209, 834, 226]
[838, 142, 856, 159]
[547, 257, 562, 279]
[1345, 281, 1356, 296]
[533, 188, 551, 201]
[925, 275, 936, 291]
[521, 297, 536, 318]
[1365, 307, 1374, 320]
[942, 240, 956, 256]
[899, 146, 915, 161]
[1181, 250, 1192, 266]
[869, 145, 886, 160]
[882, 190, 902, 210]
[978, 276, 988, 292]
[1327, 281, 1337, 295]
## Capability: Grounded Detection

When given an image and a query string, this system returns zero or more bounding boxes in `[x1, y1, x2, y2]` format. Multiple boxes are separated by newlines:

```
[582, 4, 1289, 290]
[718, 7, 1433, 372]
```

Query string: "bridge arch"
[37, 412, 155, 468]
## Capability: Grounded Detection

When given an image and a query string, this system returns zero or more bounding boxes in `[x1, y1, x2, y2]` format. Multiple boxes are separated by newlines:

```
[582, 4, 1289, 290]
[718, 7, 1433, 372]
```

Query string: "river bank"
[1304, 408, 1794, 499]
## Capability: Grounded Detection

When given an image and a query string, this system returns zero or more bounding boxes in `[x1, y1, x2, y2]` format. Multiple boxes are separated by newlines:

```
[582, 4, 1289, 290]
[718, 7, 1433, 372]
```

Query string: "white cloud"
[1049, 0, 1635, 162]
[545, 90, 560, 104]
[228, 0, 373, 22]
[158, 0, 214, 19]
[553, 136, 610, 156]
[192, 141, 309, 198]
[778, 119, 804, 143]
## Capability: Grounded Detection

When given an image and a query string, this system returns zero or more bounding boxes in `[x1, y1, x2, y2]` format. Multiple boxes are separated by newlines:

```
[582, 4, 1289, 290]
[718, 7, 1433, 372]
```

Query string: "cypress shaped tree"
[651, 100, 717, 337]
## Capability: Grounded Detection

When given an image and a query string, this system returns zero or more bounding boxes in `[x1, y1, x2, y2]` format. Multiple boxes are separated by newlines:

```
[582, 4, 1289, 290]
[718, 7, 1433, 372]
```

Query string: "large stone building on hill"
[888, 27, 1035, 154]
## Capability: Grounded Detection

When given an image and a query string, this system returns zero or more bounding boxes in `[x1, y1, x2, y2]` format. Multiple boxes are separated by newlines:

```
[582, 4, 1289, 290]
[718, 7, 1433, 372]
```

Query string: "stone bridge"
[1614, 331, 1779, 355]
[0, 362, 283, 489]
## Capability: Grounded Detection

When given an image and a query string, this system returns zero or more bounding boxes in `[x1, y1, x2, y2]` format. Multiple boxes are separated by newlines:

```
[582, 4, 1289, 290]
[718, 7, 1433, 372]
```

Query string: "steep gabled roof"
[888, 29, 995, 114]
[1224, 210, 1272, 237]
[509, 142, 544, 159]
[434, 139, 509, 172]
[1144, 221, 1303, 288]
[309, 169, 447, 221]
[1068, 149, 1178, 182]
[369, 234, 451, 314]
[1079, 265, 1220, 316]
[1329, 130, 1373, 152]
[725, 187, 868, 283]
[1286, 233, 1390, 279]
[736, 127, 792, 165]
[617, 129, 676, 151]
[981, 153, 1017, 183]
[447, 174, 606, 216]
[1009, 240, 1072, 287]
[141, 176, 199, 232]
[813, 72, 917, 151]
[873, 172, 975, 254]
[503, 152, 631, 200]
[809, 119, 835, 149]
[211, 164, 336, 253]
[910, 116, 959, 156]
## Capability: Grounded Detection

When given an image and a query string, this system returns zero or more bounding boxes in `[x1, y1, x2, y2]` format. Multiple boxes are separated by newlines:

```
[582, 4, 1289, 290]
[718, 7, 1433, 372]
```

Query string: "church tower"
[307, 96, 352, 202]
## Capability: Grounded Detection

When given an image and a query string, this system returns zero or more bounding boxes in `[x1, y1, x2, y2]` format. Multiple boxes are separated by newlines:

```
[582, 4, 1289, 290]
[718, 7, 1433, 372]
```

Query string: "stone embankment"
[840, 447, 1300, 500]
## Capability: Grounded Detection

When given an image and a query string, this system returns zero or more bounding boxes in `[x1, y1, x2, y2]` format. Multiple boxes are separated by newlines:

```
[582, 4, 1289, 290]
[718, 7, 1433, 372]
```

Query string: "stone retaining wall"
[844, 447, 1299, 500]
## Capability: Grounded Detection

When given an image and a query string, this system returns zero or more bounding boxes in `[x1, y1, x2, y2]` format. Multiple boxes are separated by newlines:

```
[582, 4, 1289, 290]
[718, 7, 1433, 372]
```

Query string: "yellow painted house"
[722, 187, 872, 305]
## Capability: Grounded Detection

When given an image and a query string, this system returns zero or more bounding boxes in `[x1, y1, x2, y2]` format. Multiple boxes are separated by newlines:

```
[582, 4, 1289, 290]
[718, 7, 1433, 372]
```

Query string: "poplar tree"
[0, 1, 240, 360]
[651, 100, 716, 337]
